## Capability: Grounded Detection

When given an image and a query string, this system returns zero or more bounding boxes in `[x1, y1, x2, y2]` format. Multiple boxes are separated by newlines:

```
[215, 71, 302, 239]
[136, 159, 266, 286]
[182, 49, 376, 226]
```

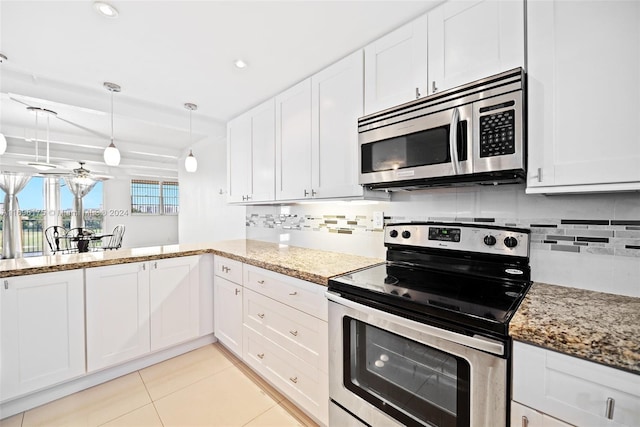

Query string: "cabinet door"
[149, 256, 200, 351]
[527, 0, 640, 193]
[428, 0, 524, 95]
[213, 276, 243, 357]
[311, 50, 364, 199]
[0, 270, 85, 401]
[250, 99, 276, 202]
[510, 401, 574, 427]
[275, 79, 313, 200]
[364, 14, 427, 115]
[199, 254, 215, 336]
[227, 113, 252, 203]
[86, 262, 150, 372]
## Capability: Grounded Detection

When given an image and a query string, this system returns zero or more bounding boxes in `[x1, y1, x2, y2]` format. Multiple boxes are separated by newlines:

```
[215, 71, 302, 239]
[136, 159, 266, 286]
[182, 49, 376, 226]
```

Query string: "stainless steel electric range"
[326, 222, 531, 427]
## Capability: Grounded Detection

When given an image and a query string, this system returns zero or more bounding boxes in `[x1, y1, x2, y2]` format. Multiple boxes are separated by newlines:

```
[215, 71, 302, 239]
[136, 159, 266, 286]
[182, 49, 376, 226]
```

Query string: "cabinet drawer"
[243, 264, 328, 321]
[243, 325, 328, 424]
[214, 256, 243, 284]
[244, 288, 327, 373]
[513, 342, 640, 426]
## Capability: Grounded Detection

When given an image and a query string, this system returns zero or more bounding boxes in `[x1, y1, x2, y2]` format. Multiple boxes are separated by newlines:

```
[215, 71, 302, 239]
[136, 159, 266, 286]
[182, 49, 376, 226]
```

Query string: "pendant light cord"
[34, 110, 39, 162]
[110, 88, 114, 143]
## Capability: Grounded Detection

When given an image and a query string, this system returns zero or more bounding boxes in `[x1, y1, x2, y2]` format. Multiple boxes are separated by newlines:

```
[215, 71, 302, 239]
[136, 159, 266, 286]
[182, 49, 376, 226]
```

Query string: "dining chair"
[44, 226, 70, 254]
[101, 224, 125, 250]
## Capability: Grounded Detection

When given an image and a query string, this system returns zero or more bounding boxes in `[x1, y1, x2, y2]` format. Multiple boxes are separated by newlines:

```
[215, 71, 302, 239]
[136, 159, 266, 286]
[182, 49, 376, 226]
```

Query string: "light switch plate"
[373, 211, 384, 229]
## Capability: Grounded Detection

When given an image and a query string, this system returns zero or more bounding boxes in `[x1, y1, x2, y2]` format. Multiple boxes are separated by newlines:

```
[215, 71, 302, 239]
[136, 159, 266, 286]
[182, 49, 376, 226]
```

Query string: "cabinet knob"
[257, 313, 265, 319]
[235, 288, 240, 295]
[257, 353, 264, 359]
[432, 81, 438, 93]
[289, 376, 298, 384]
[289, 330, 298, 337]
[605, 397, 615, 420]
[521, 416, 528, 427]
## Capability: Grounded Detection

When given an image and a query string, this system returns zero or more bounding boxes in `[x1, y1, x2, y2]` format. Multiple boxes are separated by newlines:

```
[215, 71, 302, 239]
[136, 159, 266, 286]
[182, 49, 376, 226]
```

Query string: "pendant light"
[103, 82, 121, 166]
[26, 107, 58, 170]
[184, 103, 198, 173]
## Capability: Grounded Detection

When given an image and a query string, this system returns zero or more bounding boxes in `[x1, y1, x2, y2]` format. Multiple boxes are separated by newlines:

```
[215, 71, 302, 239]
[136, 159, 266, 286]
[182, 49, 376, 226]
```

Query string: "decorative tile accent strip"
[246, 212, 640, 258]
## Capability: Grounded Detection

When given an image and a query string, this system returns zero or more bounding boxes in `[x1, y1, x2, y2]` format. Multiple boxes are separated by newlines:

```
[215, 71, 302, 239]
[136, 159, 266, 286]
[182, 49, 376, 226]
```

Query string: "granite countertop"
[0, 240, 384, 286]
[510, 282, 640, 374]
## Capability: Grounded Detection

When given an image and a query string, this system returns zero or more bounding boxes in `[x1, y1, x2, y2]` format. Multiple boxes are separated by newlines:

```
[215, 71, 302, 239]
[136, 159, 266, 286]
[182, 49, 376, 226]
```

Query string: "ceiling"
[0, 0, 442, 178]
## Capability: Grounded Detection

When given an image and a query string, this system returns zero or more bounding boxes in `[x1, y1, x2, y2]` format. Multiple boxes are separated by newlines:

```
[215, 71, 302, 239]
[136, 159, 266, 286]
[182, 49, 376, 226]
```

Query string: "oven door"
[327, 292, 507, 427]
[359, 104, 473, 186]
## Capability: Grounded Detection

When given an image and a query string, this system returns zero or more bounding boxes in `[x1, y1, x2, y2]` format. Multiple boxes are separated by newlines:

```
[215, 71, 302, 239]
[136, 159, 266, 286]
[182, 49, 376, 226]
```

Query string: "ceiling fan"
[38, 161, 112, 181]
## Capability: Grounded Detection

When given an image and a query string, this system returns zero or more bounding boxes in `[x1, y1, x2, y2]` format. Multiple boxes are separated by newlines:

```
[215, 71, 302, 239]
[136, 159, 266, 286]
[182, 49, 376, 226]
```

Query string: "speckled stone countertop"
[0, 240, 383, 286]
[510, 282, 640, 374]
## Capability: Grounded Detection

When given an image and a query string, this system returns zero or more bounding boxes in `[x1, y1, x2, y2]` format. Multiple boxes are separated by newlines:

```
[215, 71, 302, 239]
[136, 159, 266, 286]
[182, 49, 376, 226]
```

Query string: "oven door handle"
[326, 291, 505, 356]
[449, 107, 460, 175]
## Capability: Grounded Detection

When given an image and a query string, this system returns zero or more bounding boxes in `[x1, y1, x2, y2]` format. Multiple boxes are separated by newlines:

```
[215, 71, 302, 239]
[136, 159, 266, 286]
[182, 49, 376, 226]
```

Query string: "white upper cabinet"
[311, 50, 365, 199]
[0, 271, 85, 401]
[364, 14, 428, 115]
[526, 0, 640, 193]
[227, 99, 275, 203]
[427, 0, 524, 95]
[275, 79, 313, 201]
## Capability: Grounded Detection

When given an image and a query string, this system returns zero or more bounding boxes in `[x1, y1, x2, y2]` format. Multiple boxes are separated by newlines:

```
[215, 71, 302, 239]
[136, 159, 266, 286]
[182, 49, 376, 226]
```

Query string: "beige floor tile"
[154, 365, 278, 426]
[100, 404, 162, 427]
[278, 400, 319, 427]
[243, 405, 305, 427]
[140, 344, 234, 400]
[0, 413, 23, 427]
[22, 373, 151, 427]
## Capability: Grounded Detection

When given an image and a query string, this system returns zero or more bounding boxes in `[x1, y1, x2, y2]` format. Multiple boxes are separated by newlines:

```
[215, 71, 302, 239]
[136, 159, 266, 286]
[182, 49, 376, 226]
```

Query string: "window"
[130, 179, 179, 215]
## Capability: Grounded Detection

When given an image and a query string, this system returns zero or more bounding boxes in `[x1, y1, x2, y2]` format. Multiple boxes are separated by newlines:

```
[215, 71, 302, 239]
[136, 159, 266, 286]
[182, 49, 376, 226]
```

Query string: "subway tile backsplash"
[246, 211, 640, 258]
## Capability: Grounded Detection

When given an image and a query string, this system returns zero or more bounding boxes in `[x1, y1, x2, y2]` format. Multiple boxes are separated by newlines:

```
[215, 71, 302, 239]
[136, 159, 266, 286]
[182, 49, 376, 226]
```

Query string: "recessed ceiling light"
[234, 59, 248, 69]
[93, 1, 119, 18]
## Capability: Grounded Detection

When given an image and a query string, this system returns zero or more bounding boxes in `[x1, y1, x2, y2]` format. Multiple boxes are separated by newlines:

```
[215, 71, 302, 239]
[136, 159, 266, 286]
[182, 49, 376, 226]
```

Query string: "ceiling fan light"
[27, 161, 57, 171]
[104, 141, 121, 166]
[0, 133, 7, 155]
[185, 150, 197, 173]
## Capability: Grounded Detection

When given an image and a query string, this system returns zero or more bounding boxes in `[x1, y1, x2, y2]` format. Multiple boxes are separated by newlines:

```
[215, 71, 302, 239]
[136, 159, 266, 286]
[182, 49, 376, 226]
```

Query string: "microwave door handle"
[449, 107, 460, 175]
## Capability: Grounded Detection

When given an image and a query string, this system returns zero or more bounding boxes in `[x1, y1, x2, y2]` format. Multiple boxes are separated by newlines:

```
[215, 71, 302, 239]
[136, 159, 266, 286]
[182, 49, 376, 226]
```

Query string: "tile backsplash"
[245, 185, 640, 297]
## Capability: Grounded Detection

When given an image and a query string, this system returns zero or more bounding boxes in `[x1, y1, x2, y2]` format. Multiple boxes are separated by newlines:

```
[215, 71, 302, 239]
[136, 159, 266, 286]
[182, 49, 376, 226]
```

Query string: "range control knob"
[389, 229, 398, 238]
[401, 230, 411, 239]
[483, 235, 497, 246]
[504, 236, 518, 248]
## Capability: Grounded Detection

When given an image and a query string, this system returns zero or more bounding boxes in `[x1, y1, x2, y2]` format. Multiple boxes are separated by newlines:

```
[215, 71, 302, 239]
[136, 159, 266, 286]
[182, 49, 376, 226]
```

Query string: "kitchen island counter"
[0, 240, 383, 286]
[510, 282, 640, 374]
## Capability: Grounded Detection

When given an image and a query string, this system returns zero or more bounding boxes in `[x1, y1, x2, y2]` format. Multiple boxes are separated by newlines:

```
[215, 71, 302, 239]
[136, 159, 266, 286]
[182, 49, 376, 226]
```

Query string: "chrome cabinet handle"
[449, 107, 460, 175]
[257, 313, 265, 319]
[415, 87, 421, 99]
[257, 353, 264, 359]
[605, 397, 615, 420]
[235, 288, 240, 295]
[222, 266, 231, 273]
[521, 416, 528, 427]
[154, 262, 157, 269]
[536, 167, 543, 183]
[289, 330, 298, 337]
[432, 81, 438, 93]
[289, 376, 298, 384]
[289, 291, 297, 296]
[257, 280, 265, 284]
[304, 189, 310, 197]
[311, 189, 317, 197]
[142, 263, 146, 271]
[4, 280, 8, 290]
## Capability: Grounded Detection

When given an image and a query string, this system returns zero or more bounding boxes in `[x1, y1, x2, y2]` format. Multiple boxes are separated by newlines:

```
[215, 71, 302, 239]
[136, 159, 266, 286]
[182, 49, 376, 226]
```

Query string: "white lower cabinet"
[0, 270, 85, 401]
[241, 266, 329, 426]
[512, 341, 640, 427]
[86, 262, 151, 372]
[511, 401, 573, 427]
[213, 256, 244, 357]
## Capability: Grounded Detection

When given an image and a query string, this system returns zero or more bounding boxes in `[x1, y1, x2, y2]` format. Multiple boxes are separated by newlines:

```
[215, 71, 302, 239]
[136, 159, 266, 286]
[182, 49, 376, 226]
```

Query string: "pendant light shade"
[184, 103, 198, 173]
[103, 82, 121, 166]
[0, 133, 7, 155]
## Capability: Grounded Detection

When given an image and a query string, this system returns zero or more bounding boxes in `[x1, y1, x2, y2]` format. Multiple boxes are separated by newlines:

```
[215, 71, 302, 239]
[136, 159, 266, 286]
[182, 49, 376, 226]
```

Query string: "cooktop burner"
[328, 222, 532, 338]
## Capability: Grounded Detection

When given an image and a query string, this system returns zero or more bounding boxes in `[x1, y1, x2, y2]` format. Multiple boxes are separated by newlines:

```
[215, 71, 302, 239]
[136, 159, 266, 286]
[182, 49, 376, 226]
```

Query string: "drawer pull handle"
[605, 397, 615, 420]
[289, 376, 298, 384]
[289, 291, 297, 296]
[222, 266, 231, 273]
[4, 280, 8, 290]
[257, 353, 264, 359]
[257, 313, 265, 319]
[289, 330, 298, 337]
[257, 280, 265, 284]
[235, 288, 240, 295]
[521, 416, 528, 427]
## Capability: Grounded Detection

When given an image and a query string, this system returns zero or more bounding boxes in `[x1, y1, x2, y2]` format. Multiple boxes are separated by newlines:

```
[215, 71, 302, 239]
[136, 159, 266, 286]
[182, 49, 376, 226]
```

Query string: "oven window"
[343, 317, 470, 427]
[361, 121, 467, 174]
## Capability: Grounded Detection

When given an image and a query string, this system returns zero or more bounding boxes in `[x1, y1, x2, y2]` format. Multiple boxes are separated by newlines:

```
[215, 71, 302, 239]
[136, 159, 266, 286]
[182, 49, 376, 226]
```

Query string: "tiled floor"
[0, 343, 317, 427]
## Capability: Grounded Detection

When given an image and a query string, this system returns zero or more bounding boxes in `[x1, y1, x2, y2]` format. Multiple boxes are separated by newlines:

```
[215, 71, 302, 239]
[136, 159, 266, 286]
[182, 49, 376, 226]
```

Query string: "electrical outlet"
[373, 211, 384, 229]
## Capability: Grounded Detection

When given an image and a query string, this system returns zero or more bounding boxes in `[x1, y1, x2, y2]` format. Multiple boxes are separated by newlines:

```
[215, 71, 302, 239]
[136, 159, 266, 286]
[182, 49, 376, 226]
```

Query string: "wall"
[178, 134, 246, 244]
[246, 185, 640, 297]
[103, 178, 178, 248]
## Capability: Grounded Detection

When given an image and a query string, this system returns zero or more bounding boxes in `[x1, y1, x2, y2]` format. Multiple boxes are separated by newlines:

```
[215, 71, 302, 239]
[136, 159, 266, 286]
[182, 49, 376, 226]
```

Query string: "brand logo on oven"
[505, 268, 523, 275]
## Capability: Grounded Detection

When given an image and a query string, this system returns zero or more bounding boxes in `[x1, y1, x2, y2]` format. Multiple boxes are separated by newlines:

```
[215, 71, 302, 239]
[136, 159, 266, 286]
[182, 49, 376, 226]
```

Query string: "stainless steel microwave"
[358, 68, 526, 190]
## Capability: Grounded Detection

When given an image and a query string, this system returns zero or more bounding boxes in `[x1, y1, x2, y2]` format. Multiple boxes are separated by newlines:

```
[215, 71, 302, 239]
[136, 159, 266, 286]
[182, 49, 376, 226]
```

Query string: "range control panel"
[385, 222, 529, 258]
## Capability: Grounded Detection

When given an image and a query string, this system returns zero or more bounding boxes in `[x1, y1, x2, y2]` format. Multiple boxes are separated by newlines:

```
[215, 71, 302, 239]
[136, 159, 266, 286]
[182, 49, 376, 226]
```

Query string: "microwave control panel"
[479, 109, 515, 158]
